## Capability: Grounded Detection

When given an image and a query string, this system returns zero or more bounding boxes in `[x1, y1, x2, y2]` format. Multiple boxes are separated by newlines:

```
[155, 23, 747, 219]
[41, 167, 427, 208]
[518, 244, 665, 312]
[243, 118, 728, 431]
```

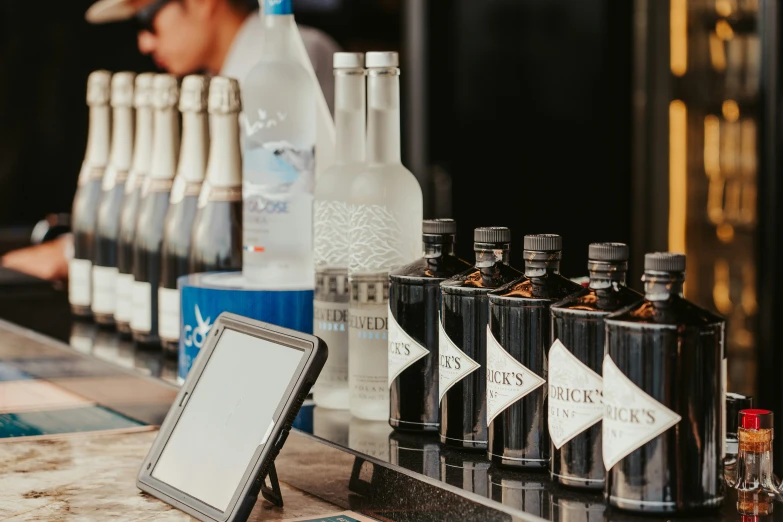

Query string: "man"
[2, 0, 338, 280]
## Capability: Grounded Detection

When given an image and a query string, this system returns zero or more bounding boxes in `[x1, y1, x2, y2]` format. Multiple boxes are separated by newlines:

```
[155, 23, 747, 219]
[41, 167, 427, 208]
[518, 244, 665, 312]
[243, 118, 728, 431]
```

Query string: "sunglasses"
[134, 0, 176, 34]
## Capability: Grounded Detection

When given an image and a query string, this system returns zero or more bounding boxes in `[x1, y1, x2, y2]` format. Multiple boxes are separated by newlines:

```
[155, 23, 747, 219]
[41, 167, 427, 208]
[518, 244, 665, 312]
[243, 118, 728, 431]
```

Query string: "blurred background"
[0, 0, 779, 423]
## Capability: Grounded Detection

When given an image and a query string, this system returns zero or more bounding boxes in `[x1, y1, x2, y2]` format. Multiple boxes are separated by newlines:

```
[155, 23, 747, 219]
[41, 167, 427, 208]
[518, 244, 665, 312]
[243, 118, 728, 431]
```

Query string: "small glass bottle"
[389, 219, 471, 432]
[604, 252, 725, 513]
[735, 409, 777, 516]
[726, 393, 754, 486]
[549, 243, 642, 488]
[439, 227, 521, 450]
[486, 234, 583, 469]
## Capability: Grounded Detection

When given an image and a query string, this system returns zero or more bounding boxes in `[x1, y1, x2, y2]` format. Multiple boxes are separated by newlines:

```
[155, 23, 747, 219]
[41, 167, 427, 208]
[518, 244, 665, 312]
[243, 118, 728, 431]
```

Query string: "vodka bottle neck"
[334, 70, 366, 165]
[262, 14, 298, 60]
[366, 70, 401, 165]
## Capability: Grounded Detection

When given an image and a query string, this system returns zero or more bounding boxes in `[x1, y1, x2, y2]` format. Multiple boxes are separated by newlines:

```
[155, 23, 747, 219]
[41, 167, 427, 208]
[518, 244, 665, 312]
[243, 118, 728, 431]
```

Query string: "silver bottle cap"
[86, 70, 111, 106]
[334, 52, 365, 69]
[208, 76, 241, 114]
[179, 75, 209, 113]
[110, 72, 135, 108]
[134, 73, 155, 108]
[153, 74, 179, 110]
[366, 51, 398, 68]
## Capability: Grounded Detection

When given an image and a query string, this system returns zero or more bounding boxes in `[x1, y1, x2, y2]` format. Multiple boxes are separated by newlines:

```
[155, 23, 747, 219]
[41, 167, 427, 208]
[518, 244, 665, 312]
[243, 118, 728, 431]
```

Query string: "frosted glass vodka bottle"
[159, 75, 209, 354]
[93, 71, 135, 327]
[116, 73, 154, 336]
[312, 53, 366, 410]
[70, 70, 111, 318]
[348, 52, 423, 421]
[241, 0, 316, 289]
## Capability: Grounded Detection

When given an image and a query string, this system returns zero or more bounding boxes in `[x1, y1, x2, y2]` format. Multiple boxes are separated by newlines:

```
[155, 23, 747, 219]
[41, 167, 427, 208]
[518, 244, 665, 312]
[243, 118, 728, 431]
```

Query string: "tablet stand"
[261, 462, 284, 507]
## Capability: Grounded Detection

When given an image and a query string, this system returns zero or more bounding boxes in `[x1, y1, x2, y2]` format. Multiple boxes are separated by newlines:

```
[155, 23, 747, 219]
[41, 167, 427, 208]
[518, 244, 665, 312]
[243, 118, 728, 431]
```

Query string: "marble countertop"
[0, 430, 339, 521]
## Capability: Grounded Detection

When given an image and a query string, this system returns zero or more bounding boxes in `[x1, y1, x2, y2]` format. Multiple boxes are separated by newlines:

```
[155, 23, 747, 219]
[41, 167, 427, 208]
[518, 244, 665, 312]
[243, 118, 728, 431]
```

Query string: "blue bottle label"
[265, 0, 293, 15]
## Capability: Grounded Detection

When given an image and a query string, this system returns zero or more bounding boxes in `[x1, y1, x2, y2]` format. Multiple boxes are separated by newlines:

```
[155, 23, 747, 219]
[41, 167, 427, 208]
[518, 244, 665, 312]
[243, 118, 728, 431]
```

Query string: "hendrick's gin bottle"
[549, 243, 642, 489]
[439, 227, 520, 450]
[486, 234, 582, 468]
[603, 252, 725, 513]
[389, 219, 471, 432]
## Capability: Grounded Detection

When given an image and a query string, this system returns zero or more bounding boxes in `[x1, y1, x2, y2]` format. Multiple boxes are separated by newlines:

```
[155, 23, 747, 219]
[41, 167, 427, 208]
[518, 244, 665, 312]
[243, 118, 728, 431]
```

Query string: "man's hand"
[1, 235, 71, 281]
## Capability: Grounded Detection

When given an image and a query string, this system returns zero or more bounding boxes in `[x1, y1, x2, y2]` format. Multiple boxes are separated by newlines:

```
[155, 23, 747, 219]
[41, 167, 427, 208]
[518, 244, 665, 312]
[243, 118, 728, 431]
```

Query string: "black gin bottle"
[604, 253, 725, 513]
[486, 234, 583, 468]
[389, 219, 471, 432]
[439, 227, 521, 450]
[549, 243, 642, 489]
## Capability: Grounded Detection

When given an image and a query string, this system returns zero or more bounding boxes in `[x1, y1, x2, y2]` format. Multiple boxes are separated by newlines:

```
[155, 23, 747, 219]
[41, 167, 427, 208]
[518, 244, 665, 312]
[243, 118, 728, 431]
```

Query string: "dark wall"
[429, 0, 633, 277]
[0, 1, 154, 227]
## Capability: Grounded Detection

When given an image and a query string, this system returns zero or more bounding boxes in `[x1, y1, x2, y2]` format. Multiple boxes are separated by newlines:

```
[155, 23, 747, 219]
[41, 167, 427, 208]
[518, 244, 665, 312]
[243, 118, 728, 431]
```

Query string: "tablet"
[137, 312, 327, 522]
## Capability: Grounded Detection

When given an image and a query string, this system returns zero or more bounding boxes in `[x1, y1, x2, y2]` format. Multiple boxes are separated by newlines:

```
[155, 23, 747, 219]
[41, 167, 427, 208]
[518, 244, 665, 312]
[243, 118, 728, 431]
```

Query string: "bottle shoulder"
[441, 264, 522, 294]
[489, 273, 584, 303]
[551, 286, 644, 315]
[605, 295, 725, 327]
[390, 255, 473, 283]
[314, 164, 365, 200]
[350, 164, 422, 205]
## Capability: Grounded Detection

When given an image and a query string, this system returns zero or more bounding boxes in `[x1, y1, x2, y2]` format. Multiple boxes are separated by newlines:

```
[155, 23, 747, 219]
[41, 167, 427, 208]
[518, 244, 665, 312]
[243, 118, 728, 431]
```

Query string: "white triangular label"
[388, 305, 430, 387]
[602, 355, 682, 470]
[548, 339, 604, 449]
[438, 320, 480, 403]
[486, 325, 546, 426]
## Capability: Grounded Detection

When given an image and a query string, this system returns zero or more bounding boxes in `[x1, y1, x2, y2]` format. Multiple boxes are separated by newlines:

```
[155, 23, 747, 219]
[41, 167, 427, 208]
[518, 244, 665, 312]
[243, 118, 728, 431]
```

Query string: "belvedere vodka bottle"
[159, 75, 209, 354]
[70, 70, 111, 318]
[116, 73, 154, 336]
[549, 243, 641, 489]
[348, 52, 423, 421]
[131, 74, 180, 345]
[93, 71, 135, 327]
[604, 253, 725, 513]
[486, 234, 583, 469]
[312, 52, 365, 410]
[241, 0, 315, 288]
[389, 219, 471, 432]
[189, 77, 243, 274]
[439, 227, 520, 450]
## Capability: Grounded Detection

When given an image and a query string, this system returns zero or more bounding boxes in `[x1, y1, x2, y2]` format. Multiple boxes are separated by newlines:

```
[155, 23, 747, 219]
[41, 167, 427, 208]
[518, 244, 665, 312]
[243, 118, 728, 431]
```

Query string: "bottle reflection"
[313, 407, 351, 447]
[488, 466, 549, 518]
[69, 321, 98, 354]
[388, 430, 440, 480]
[349, 417, 393, 462]
[439, 447, 491, 497]
[550, 486, 604, 522]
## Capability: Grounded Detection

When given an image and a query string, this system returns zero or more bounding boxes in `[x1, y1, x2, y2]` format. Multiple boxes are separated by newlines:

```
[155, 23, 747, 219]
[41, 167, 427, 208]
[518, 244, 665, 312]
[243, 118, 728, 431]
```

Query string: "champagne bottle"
[189, 76, 242, 274]
[312, 52, 365, 410]
[159, 75, 209, 354]
[115, 73, 155, 336]
[92, 71, 135, 326]
[69, 70, 111, 318]
[348, 52, 423, 421]
[131, 74, 180, 345]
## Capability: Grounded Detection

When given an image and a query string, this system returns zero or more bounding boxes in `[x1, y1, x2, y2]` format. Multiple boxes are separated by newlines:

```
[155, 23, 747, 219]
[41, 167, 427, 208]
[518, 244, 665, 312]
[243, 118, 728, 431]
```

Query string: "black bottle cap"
[423, 219, 456, 235]
[644, 252, 686, 273]
[588, 242, 629, 262]
[727, 393, 753, 436]
[523, 234, 562, 252]
[475, 227, 510, 244]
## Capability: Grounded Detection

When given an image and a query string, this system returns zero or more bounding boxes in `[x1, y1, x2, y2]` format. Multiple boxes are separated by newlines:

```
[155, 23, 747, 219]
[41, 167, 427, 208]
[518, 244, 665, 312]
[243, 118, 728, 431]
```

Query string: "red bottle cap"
[740, 409, 774, 430]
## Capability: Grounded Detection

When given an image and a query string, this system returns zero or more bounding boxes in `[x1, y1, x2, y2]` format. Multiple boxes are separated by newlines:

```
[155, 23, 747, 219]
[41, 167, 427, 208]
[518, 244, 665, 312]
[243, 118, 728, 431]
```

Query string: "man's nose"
[137, 30, 156, 54]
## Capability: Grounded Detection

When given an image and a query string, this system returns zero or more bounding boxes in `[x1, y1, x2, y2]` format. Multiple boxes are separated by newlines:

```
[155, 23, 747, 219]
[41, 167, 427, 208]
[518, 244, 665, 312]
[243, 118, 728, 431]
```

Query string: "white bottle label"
[313, 299, 349, 391]
[115, 273, 135, 323]
[485, 325, 546, 426]
[388, 305, 430, 387]
[348, 304, 389, 405]
[602, 355, 682, 470]
[91, 266, 118, 315]
[68, 258, 92, 306]
[158, 287, 181, 342]
[131, 281, 152, 333]
[438, 320, 480, 403]
[548, 339, 604, 449]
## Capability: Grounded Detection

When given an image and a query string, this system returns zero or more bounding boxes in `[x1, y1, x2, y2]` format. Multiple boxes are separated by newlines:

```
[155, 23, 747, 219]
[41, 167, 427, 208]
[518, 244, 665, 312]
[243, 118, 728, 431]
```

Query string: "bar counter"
[0, 278, 775, 522]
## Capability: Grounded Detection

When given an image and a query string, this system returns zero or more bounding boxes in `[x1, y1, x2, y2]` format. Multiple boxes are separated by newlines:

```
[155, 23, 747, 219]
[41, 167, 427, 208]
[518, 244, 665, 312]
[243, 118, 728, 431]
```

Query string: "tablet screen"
[151, 328, 304, 512]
